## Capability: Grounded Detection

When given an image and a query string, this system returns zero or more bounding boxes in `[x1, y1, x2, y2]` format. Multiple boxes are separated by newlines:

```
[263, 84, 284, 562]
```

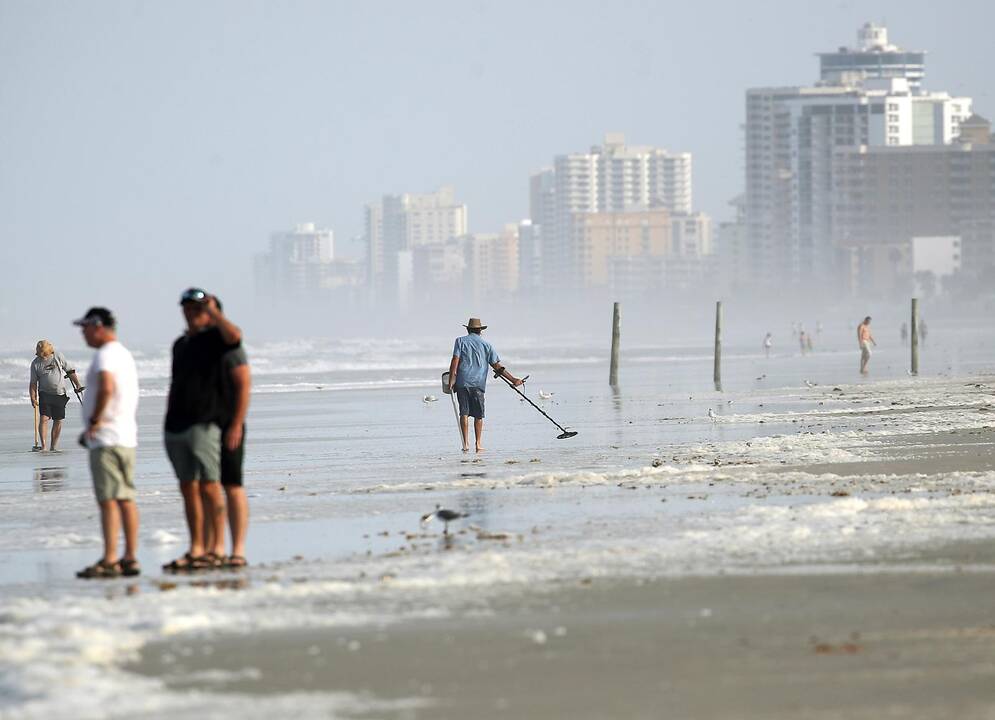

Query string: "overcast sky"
[2, 0, 991, 345]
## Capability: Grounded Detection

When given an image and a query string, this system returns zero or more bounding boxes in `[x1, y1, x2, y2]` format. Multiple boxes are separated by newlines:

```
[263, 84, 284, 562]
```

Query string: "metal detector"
[495, 372, 578, 439]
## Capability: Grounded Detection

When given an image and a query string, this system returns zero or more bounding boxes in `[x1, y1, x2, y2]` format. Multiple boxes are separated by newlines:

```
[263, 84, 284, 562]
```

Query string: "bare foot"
[475, 447, 485, 453]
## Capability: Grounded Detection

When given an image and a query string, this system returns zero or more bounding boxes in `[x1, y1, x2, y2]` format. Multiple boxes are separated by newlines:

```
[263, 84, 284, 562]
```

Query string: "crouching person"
[74, 308, 141, 579]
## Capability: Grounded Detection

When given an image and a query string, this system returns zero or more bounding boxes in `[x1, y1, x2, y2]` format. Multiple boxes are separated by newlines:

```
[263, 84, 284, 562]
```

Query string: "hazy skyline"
[2, 0, 993, 344]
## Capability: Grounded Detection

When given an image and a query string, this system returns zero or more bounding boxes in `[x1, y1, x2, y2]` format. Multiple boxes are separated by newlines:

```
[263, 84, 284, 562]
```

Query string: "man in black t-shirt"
[162, 287, 242, 571]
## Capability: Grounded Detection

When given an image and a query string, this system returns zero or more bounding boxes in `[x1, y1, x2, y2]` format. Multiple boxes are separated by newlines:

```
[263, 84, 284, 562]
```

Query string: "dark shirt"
[164, 327, 239, 433]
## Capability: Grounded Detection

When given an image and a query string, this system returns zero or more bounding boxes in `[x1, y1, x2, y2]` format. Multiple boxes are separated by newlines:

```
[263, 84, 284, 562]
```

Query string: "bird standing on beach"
[420, 505, 469, 535]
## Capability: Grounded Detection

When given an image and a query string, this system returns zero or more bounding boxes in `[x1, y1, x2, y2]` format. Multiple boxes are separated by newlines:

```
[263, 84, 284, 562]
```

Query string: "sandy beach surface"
[1, 330, 995, 718]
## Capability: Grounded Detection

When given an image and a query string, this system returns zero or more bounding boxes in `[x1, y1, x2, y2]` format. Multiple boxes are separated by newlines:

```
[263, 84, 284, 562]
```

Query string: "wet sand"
[124, 404, 995, 719]
[131, 564, 995, 720]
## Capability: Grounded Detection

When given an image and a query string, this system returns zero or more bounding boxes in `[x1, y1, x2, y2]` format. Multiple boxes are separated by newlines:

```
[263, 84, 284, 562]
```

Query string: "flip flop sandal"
[224, 555, 248, 569]
[120, 559, 141, 577]
[76, 559, 122, 579]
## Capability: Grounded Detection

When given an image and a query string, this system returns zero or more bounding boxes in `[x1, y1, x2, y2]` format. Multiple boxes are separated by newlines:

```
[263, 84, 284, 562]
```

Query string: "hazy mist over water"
[3, 0, 995, 348]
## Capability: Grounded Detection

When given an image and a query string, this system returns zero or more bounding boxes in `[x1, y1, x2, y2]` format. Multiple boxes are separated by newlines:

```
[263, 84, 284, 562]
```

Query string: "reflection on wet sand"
[156, 577, 250, 592]
[33, 466, 67, 493]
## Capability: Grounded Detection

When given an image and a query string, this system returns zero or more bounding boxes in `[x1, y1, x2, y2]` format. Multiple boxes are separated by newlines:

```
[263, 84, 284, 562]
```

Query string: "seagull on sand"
[420, 505, 469, 535]
[538, 389, 554, 400]
[423, 395, 438, 403]
[707, 408, 717, 422]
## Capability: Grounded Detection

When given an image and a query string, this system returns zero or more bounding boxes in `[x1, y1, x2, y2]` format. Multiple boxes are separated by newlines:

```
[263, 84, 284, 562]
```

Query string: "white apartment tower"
[535, 134, 694, 289]
[365, 186, 468, 306]
[745, 24, 972, 291]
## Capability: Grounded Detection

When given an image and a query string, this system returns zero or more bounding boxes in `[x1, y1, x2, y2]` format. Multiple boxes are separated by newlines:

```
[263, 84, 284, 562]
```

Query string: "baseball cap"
[72, 307, 116, 328]
[180, 287, 209, 305]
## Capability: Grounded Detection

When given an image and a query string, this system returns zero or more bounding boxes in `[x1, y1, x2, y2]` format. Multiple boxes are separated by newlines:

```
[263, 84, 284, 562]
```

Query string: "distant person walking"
[858, 316, 876, 376]
[73, 308, 141, 579]
[163, 288, 242, 571]
[29, 340, 84, 452]
[447, 318, 524, 453]
[799, 330, 808, 355]
[763, 333, 773, 359]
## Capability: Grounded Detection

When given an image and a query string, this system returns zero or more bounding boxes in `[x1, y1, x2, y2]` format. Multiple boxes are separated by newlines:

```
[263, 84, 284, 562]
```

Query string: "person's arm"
[67, 370, 83, 392]
[224, 364, 251, 451]
[86, 371, 115, 439]
[491, 362, 524, 387]
[29, 372, 37, 407]
[205, 296, 242, 346]
[448, 339, 462, 390]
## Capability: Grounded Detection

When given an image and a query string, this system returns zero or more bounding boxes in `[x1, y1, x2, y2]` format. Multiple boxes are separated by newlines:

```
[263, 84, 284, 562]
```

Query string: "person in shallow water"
[73, 307, 141, 579]
[29, 339, 84, 452]
[858, 316, 877, 376]
[162, 288, 242, 571]
[447, 317, 524, 453]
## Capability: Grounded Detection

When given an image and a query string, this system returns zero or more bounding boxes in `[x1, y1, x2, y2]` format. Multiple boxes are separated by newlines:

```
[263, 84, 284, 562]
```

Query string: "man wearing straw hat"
[447, 318, 524, 453]
[29, 340, 84, 452]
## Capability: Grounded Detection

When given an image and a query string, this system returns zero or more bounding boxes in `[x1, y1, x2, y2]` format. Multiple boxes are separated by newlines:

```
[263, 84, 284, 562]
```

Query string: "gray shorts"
[89, 446, 136, 502]
[165, 423, 221, 483]
[456, 386, 486, 419]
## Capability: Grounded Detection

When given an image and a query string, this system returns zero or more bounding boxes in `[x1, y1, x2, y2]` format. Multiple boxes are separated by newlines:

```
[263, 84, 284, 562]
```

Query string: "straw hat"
[464, 317, 487, 330]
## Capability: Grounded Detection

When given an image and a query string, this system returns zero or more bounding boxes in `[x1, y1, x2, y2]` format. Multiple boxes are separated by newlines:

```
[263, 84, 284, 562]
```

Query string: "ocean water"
[2, 327, 995, 718]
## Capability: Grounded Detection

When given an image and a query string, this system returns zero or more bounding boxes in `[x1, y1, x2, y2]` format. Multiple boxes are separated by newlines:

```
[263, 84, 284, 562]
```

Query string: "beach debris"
[422, 395, 438, 403]
[812, 641, 862, 655]
[830, 490, 850, 497]
[420, 504, 468, 535]
[651, 458, 664, 467]
[475, 529, 511, 541]
[707, 409, 717, 421]
[804, 380, 817, 388]
[278, 486, 287, 491]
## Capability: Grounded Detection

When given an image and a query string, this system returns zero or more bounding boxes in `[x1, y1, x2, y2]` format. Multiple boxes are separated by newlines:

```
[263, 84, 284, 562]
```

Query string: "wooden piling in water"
[609, 302, 620, 386]
[713, 301, 722, 392]
[911, 297, 919, 376]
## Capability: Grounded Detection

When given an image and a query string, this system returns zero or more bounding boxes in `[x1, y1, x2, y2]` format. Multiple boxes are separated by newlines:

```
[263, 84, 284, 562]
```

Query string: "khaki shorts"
[89, 446, 137, 502]
[165, 423, 221, 483]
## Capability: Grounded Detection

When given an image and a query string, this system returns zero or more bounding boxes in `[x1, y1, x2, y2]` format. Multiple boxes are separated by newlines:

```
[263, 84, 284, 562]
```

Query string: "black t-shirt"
[164, 327, 240, 432]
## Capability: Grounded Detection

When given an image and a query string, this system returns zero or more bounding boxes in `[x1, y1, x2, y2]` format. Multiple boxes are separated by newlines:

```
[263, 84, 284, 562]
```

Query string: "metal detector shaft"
[497, 374, 574, 436]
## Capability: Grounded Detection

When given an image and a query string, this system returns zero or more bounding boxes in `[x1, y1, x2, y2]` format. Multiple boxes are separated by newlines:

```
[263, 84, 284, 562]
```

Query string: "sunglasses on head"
[180, 288, 208, 305]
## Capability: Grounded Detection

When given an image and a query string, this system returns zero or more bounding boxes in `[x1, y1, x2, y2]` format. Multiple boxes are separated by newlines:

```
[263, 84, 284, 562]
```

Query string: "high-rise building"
[832, 115, 995, 296]
[364, 186, 468, 307]
[255, 223, 361, 303]
[531, 134, 694, 290]
[744, 24, 972, 292]
[463, 225, 520, 302]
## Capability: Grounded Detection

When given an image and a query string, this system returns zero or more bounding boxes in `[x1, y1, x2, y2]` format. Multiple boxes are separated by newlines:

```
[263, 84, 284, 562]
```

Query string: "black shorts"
[38, 392, 70, 421]
[221, 424, 245, 487]
[456, 387, 485, 419]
